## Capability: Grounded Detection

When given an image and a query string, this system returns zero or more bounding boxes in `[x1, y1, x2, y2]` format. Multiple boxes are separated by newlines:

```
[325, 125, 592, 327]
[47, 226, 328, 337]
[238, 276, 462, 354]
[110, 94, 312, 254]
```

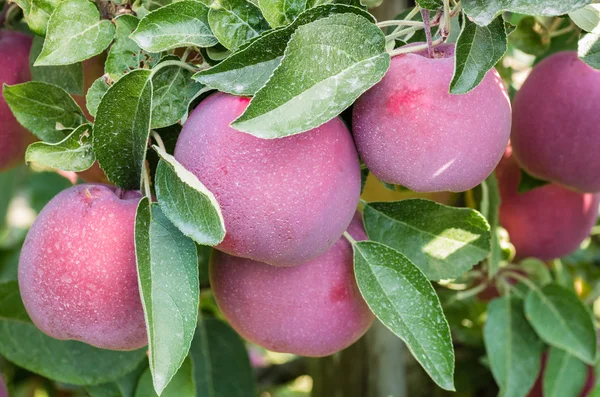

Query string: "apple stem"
[142, 161, 152, 199]
[151, 131, 166, 153]
[343, 232, 356, 245]
[421, 9, 434, 58]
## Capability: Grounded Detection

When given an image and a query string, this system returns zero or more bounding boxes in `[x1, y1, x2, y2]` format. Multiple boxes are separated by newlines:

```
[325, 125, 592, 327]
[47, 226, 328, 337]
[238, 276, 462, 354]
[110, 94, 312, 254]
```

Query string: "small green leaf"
[258, 0, 331, 27]
[519, 258, 552, 287]
[509, 17, 550, 56]
[578, 32, 600, 69]
[134, 357, 195, 397]
[154, 146, 226, 246]
[415, 0, 442, 10]
[479, 173, 502, 277]
[34, 0, 116, 66]
[232, 12, 390, 138]
[86, 76, 111, 118]
[193, 3, 372, 96]
[131, 1, 217, 53]
[544, 347, 589, 397]
[462, 0, 592, 26]
[353, 241, 455, 391]
[13, 0, 64, 36]
[451, 15, 507, 94]
[107, 15, 160, 80]
[151, 60, 204, 129]
[525, 283, 597, 364]
[30, 36, 84, 95]
[93, 69, 152, 190]
[483, 296, 544, 397]
[517, 167, 550, 193]
[207, 0, 270, 51]
[363, 199, 490, 281]
[189, 316, 256, 397]
[134, 198, 199, 395]
[87, 363, 146, 397]
[25, 123, 95, 172]
[3, 81, 85, 143]
[569, 4, 600, 33]
[0, 281, 147, 386]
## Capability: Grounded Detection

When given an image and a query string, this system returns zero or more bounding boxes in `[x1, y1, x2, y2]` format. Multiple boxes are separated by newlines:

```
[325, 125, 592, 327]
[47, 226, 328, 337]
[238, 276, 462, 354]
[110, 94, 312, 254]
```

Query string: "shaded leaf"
[30, 35, 84, 95]
[13, 0, 63, 35]
[0, 281, 147, 386]
[3, 81, 85, 143]
[543, 347, 588, 397]
[525, 283, 597, 364]
[579, 32, 600, 69]
[483, 296, 544, 397]
[189, 316, 256, 397]
[86, 76, 111, 118]
[569, 4, 600, 33]
[93, 69, 152, 189]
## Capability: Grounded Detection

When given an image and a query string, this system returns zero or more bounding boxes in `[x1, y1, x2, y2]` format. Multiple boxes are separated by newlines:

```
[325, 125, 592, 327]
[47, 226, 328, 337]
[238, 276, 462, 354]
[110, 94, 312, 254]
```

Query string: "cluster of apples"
[2, 31, 597, 359]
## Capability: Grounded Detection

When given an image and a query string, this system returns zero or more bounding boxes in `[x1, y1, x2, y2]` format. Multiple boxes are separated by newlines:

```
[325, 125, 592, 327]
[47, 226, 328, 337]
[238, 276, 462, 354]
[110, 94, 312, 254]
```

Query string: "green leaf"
[93, 69, 152, 189]
[189, 316, 256, 397]
[543, 347, 589, 397]
[232, 12, 390, 138]
[483, 296, 544, 397]
[134, 357, 195, 397]
[25, 123, 95, 172]
[525, 283, 597, 364]
[569, 4, 600, 33]
[579, 32, 600, 69]
[480, 173, 502, 277]
[517, 167, 550, 193]
[13, 0, 63, 36]
[34, 0, 116, 66]
[3, 81, 85, 143]
[193, 3, 372, 96]
[207, 0, 270, 51]
[86, 77, 111, 118]
[107, 15, 160, 80]
[30, 36, 84, 95]
[151, 60, 204, 129]
[154, 146, 225, 246]
[462, 0, 592, 26]
[415, 0, 442, 10]
[134, 198, 199, 395]
[353, 241, 455, 391]
[362, 199, 490, 281]
[258, 0, 330, 27]
[87, 363, 146, 397]
[0, 281, 147, 386]
[131, 1, 217, 53]
[450, 15, 507, 94]
[519, 258, 552, 287]
[509, 17, 550, 56]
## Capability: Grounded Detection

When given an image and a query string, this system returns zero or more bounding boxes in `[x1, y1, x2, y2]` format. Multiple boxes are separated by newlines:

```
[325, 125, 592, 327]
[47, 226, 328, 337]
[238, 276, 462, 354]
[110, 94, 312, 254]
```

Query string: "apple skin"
[512, 51, 600, 193]
[496, 147, 600, 261]
[175, 92, 361, 267]
[18, 184, 147, 351]
[209, 213, 374, 357]
[0, 30, 34, 171]
[352, 44, 511, 193]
